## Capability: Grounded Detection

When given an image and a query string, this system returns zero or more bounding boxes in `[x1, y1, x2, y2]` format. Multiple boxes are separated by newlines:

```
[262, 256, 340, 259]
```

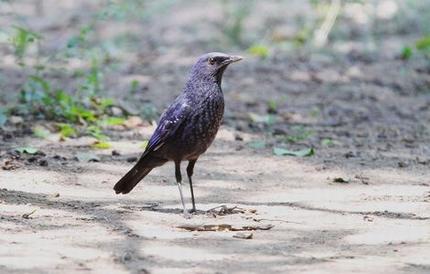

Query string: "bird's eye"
[208, 58, 215, 65]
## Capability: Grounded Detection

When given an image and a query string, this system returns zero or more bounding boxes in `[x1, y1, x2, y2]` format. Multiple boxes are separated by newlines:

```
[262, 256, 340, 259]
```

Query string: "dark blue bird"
[114, 52, 242, 215]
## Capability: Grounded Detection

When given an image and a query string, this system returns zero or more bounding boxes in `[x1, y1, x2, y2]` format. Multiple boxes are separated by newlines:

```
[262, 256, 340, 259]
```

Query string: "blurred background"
[0, 0, 429, 160]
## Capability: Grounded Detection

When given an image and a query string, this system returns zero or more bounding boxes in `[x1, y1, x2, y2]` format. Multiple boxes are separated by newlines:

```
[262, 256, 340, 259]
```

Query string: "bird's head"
[190, 52, 243, 85]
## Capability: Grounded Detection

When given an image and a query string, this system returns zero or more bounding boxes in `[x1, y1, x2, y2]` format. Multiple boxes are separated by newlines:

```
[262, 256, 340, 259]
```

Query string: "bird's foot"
[188, 207, 196, 214]
[183, 211, 192, 219]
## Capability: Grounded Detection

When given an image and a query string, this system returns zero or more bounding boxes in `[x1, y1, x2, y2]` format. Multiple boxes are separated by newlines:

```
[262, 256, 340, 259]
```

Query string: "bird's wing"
[143, 97, 191, 156]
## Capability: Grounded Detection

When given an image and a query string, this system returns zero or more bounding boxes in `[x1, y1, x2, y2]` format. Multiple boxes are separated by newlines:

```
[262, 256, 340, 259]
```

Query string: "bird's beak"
[222, 55, 243, 65]
[229, 55, 243, 63]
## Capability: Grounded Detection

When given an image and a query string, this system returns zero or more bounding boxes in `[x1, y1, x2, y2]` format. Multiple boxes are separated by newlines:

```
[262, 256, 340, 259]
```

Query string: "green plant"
[129, 80, 139, 95]
[7, 22, 127, 142]
[266, 100, 278, 113]
[67, 25, 92, 50]
[91, 140, 112, 149]
[416, 35, 430, 56]
[86, 125, 108, 140]
[57, 123, 77, 138]
[401, 46, 413, 60]
[400, 35, 430, 60]
[286, 126, 313, 143]
[248, 44, 269, 58]
[10, 26, 41, 61]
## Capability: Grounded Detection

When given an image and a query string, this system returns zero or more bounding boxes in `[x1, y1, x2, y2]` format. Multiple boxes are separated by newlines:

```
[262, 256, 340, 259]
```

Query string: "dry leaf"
[177, 224, 273, 232]
[233, 232, 253, 239]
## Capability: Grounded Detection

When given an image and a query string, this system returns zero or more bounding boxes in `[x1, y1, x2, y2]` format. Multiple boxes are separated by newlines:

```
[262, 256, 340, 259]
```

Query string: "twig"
[313, 0, 341, 48]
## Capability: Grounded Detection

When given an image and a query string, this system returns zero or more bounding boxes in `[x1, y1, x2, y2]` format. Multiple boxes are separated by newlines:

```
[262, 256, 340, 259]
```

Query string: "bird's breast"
[176, 94, 224, 159]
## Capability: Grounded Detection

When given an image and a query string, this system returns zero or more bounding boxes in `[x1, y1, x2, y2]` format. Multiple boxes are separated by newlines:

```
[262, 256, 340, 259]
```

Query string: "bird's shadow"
[140, 206, 210, 216]
[118, 203, 226, 216]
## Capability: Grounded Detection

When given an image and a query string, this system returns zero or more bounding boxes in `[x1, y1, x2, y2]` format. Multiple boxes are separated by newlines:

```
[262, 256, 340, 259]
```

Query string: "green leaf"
[86, 125, 108, 140]
[286, 126, 313, 143]
[321, 138, 334, 146]
[101, 116, 125, 126]
[55, 90, 72, 105]
[248, 140, 266, 149]
[99, 98, 114, 110]
[273, 147, 314, 157]
[11, 26, 41, 59]
[401, 46, 413, 60]
[267, 100, 277, 113]
[248, 44, 269, 58]
[57, 123, 77, 138]
[91, 141, 112, 149]
[416, 36, 430, 50]
[16, 147, 39, 154]
[130, 80, 139, 94]
[70, 105, 96, 122]
[29, 76, 50, 92]
[32, 126, 50, 138]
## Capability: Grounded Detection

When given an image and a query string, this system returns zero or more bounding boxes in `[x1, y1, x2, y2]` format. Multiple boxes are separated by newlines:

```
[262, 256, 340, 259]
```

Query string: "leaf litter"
[177, 224, 274, 232]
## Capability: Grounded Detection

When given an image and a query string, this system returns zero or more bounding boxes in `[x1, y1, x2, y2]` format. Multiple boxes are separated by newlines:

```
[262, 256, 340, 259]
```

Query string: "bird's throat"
[213, 65, 228, 86]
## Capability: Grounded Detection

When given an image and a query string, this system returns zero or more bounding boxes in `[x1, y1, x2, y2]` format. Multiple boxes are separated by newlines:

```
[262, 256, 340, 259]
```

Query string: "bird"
[113, 52, 242, 216]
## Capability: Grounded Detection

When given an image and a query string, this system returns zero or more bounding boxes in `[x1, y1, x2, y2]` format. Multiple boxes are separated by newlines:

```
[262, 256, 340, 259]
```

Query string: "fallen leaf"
[16, 147, 39, 154]
[22, 209, 37, 219]
[102, 117, 126, 126]
[207, 205, 256, 216]
[2, 159, 22, 170]
[177, 224, 273, 232]
[333, 177, 349, 184]
[33, 126, 50, 139]
[57, 123, 77, 138]
[248, 140, 266, 149]
[233, 232, 253, 239]
[91, 141, 112, 149]
[273, 147, 314, 157]
[321, 138, 334, 146]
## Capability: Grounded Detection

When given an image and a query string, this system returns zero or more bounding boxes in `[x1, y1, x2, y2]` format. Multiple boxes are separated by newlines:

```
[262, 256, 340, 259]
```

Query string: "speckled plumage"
[114, 52, 242, 214]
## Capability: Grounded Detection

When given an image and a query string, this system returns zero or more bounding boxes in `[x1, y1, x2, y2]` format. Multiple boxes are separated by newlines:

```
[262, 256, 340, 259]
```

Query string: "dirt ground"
[1, 1, 430, 274]
[1, 125, 430, 274]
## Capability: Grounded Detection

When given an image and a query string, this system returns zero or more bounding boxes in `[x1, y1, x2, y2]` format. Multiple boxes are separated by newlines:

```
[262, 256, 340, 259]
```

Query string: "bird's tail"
[114, 155, 166, 194]
[113, 166, 153, 194]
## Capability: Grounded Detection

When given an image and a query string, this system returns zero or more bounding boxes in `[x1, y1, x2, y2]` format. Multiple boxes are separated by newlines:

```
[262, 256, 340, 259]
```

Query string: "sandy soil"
[1, 125, 429, 274]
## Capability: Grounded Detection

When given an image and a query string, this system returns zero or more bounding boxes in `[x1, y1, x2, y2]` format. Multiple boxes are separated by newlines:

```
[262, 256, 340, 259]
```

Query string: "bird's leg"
[186, 159, 197, 213]
[175, 161, 190, 218]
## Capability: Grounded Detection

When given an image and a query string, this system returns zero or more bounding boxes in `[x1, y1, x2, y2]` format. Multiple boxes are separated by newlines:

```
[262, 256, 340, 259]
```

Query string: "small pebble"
[398, 161, 408, 168]
[127, 156, 138, 163]
[39, 159, 48, 166]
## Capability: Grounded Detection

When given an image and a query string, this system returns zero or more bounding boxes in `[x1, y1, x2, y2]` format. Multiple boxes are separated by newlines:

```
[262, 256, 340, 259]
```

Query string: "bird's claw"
[183, 211, 192, 219]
